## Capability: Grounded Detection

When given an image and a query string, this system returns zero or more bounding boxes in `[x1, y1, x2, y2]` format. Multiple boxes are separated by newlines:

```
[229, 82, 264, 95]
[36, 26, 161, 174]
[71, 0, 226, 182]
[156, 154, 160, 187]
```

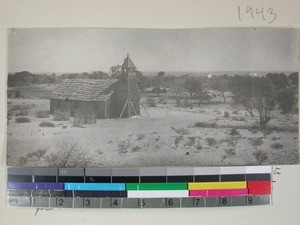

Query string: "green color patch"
[126, 183, 188, 190]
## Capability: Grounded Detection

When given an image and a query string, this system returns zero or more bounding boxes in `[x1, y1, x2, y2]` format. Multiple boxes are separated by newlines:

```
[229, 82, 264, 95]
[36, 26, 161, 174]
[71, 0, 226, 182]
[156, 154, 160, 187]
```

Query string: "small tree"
[110, 65, 122, 78]
[231, 75, 276, 128]
[210, 75, 230, 103]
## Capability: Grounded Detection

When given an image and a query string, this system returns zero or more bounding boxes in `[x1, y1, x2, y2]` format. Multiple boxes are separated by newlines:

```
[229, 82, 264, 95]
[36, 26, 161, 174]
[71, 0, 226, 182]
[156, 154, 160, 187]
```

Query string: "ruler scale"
[7, 166, 272, 208]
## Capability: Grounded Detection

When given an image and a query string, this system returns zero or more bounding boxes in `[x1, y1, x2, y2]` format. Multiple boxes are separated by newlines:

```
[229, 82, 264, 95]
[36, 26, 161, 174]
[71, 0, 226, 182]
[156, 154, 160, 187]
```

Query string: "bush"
[253, 150, 268, 164]
[194, 122, 217, 128]
[35, 110, 50, 118]
[11, 104, 32, 111]
[54, 109, 70, 121]
[249, 138, 263, 146]
[15, 110, 29, 116]
[158, 97, 167, 104]
[146, 98, 156, 107]
[15, 116, 31, 123]
[183, 99, 192, 108]
[225, 148, 235, 156]
[206, 137, 217, 147]
[175, 98, 182, 107]
[45, 142, 93, 167]
[39, 121, 55, 127]
[224, 111, 230, 118]
[229, 128, 239, 135]
[271, 143, 283, 149]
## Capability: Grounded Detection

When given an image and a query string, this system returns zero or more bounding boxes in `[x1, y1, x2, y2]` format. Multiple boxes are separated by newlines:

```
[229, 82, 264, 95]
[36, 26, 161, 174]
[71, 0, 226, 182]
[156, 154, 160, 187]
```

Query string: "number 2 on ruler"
[238, 5, 276, 24]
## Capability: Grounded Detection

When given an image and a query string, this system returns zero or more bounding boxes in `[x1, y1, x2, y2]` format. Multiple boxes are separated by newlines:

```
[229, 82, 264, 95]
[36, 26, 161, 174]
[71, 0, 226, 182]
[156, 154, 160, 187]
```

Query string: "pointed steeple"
[122, 53, 136, 71]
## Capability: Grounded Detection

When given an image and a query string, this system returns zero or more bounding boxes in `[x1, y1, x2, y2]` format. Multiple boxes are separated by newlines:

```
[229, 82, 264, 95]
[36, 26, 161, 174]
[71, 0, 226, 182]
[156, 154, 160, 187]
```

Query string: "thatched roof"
[50, 79, 118, 101]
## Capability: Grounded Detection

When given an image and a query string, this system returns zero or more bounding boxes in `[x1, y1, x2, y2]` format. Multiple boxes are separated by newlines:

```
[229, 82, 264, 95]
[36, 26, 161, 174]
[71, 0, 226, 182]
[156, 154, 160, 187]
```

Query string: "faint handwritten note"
[238, 5, 277, 24]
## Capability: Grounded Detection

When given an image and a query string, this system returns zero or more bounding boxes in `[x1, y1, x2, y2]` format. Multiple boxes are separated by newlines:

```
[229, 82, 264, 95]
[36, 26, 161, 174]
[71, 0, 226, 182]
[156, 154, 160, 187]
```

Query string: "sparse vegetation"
[54, 109, 70, 121]
[137, 134, 146, 140]
[39, 121, 55, 127]
[253, 150, 268, 164]
[15, 110, 29, 116]
[45, 142, 93, 167]
[229, 128, 239, 135]
[17, 149, 48, 166]
[271, 143, 283, 149]
[146, 98, 156, 107]
[249, 138, 263, 146]
[206, 137, 217, 147]
[194, 122, 217, 128]
[225, 148, 235, 156]
[175, 98, 182, 107]
[15, 116, 31, 123]
[35, 110, 50, 118]
[224, 111, 230, 118]
[132, 146, 141, 152]
[119, 141, 130, 154]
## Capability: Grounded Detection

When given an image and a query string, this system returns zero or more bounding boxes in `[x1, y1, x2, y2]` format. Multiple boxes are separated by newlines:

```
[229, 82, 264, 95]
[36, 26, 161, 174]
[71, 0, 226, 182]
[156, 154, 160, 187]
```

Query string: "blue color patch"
[64, 183, 125, 191]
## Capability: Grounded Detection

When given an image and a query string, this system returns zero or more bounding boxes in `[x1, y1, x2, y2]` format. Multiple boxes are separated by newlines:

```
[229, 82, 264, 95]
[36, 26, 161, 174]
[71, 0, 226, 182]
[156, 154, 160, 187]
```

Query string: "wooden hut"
[50, 54, 141, 119]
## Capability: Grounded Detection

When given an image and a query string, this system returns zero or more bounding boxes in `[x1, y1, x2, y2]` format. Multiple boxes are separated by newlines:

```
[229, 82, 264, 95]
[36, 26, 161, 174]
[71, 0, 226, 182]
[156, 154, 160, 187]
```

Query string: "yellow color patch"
[188, 181, 247, 190]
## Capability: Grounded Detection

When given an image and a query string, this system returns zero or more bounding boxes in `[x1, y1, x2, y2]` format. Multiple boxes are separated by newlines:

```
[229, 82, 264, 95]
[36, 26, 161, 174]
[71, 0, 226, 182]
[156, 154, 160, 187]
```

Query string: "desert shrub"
[175, 98, 182, 107]
[17, 149, 48, 166]
[18, 156, 27, 166]
[45, 142, 93, 167]
[194, 122, 217, 128]
[137, 134, 146, 140]
[171, 127, 190, 135]
[253, 150, 268, 164]
[206, 137, 217, 147]
[158, 97, 167, 104]
[195, 142, 203, 150]
[231, 116, 246, 121]
[224, 148, 236, 156]
[132, 146, 141, 152]
[183, 99, 192, 108]
[11, 104, 32, 111]
[270, 143, 283, 149]
[224, 111, 230, 118]
[39, 121, 55, 127]
[146, 98, 156, 107]
[15, 116, 31, 123]
[35, 110, 50, 118]
[15, 110, 29, 116]
[119, 141, 130, 154]
[249, 138, 263, 146]
[71, 124, 85, 128]
[186, 136, 196, 147]
[174, 135, 184, 148]
[26, 149, 47, 160]
[229, 128, 239, 135]
[54, 109, 70, 121]
[232, 110, 239, 115]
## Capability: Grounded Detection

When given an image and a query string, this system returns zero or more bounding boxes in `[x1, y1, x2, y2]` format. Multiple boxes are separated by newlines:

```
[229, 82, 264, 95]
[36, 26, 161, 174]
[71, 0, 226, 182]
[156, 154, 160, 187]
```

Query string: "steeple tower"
[121, 53, 136, 73]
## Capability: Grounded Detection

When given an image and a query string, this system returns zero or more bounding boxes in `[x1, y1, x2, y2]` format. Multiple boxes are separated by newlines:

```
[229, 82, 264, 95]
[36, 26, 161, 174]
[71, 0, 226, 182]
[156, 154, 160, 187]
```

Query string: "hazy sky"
[8, 28, 299, 73]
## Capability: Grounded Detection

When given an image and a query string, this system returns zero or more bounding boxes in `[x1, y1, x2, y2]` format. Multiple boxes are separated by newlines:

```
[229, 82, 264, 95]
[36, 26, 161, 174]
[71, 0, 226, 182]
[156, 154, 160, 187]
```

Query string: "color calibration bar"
[7, 166, 272, 208]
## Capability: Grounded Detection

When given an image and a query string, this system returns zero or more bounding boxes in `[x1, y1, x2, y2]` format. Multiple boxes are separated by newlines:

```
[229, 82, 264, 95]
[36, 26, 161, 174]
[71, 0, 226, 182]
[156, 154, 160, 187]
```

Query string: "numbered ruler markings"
[7, 196, 271, 208]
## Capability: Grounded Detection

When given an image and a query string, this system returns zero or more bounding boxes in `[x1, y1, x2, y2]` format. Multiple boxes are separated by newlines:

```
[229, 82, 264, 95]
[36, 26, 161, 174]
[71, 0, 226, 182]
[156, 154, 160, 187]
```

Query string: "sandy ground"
[6, 97, 299, 167]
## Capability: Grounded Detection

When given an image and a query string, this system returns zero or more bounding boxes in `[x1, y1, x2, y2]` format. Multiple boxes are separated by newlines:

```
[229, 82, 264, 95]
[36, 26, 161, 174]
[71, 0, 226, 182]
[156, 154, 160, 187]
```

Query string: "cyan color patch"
[64, 183, 125, 191]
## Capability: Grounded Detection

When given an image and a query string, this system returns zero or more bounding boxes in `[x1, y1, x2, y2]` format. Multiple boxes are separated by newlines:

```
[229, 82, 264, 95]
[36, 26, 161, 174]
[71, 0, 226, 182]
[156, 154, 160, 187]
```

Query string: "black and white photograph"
[6, 28, 299, 167]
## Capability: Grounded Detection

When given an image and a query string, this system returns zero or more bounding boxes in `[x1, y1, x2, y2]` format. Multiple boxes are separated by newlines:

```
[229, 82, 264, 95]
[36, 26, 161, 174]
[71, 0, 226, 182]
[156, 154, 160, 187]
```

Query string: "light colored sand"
[6, 98, 299, 167]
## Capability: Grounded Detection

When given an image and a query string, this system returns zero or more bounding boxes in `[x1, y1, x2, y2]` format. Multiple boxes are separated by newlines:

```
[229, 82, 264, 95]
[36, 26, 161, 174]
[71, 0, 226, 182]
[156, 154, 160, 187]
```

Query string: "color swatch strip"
[7, 166, 272, 208]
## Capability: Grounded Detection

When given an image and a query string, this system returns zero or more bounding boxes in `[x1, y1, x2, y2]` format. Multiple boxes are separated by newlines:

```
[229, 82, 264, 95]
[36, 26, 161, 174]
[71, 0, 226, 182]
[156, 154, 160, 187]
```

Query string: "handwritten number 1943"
[238, 6, 277, 24]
